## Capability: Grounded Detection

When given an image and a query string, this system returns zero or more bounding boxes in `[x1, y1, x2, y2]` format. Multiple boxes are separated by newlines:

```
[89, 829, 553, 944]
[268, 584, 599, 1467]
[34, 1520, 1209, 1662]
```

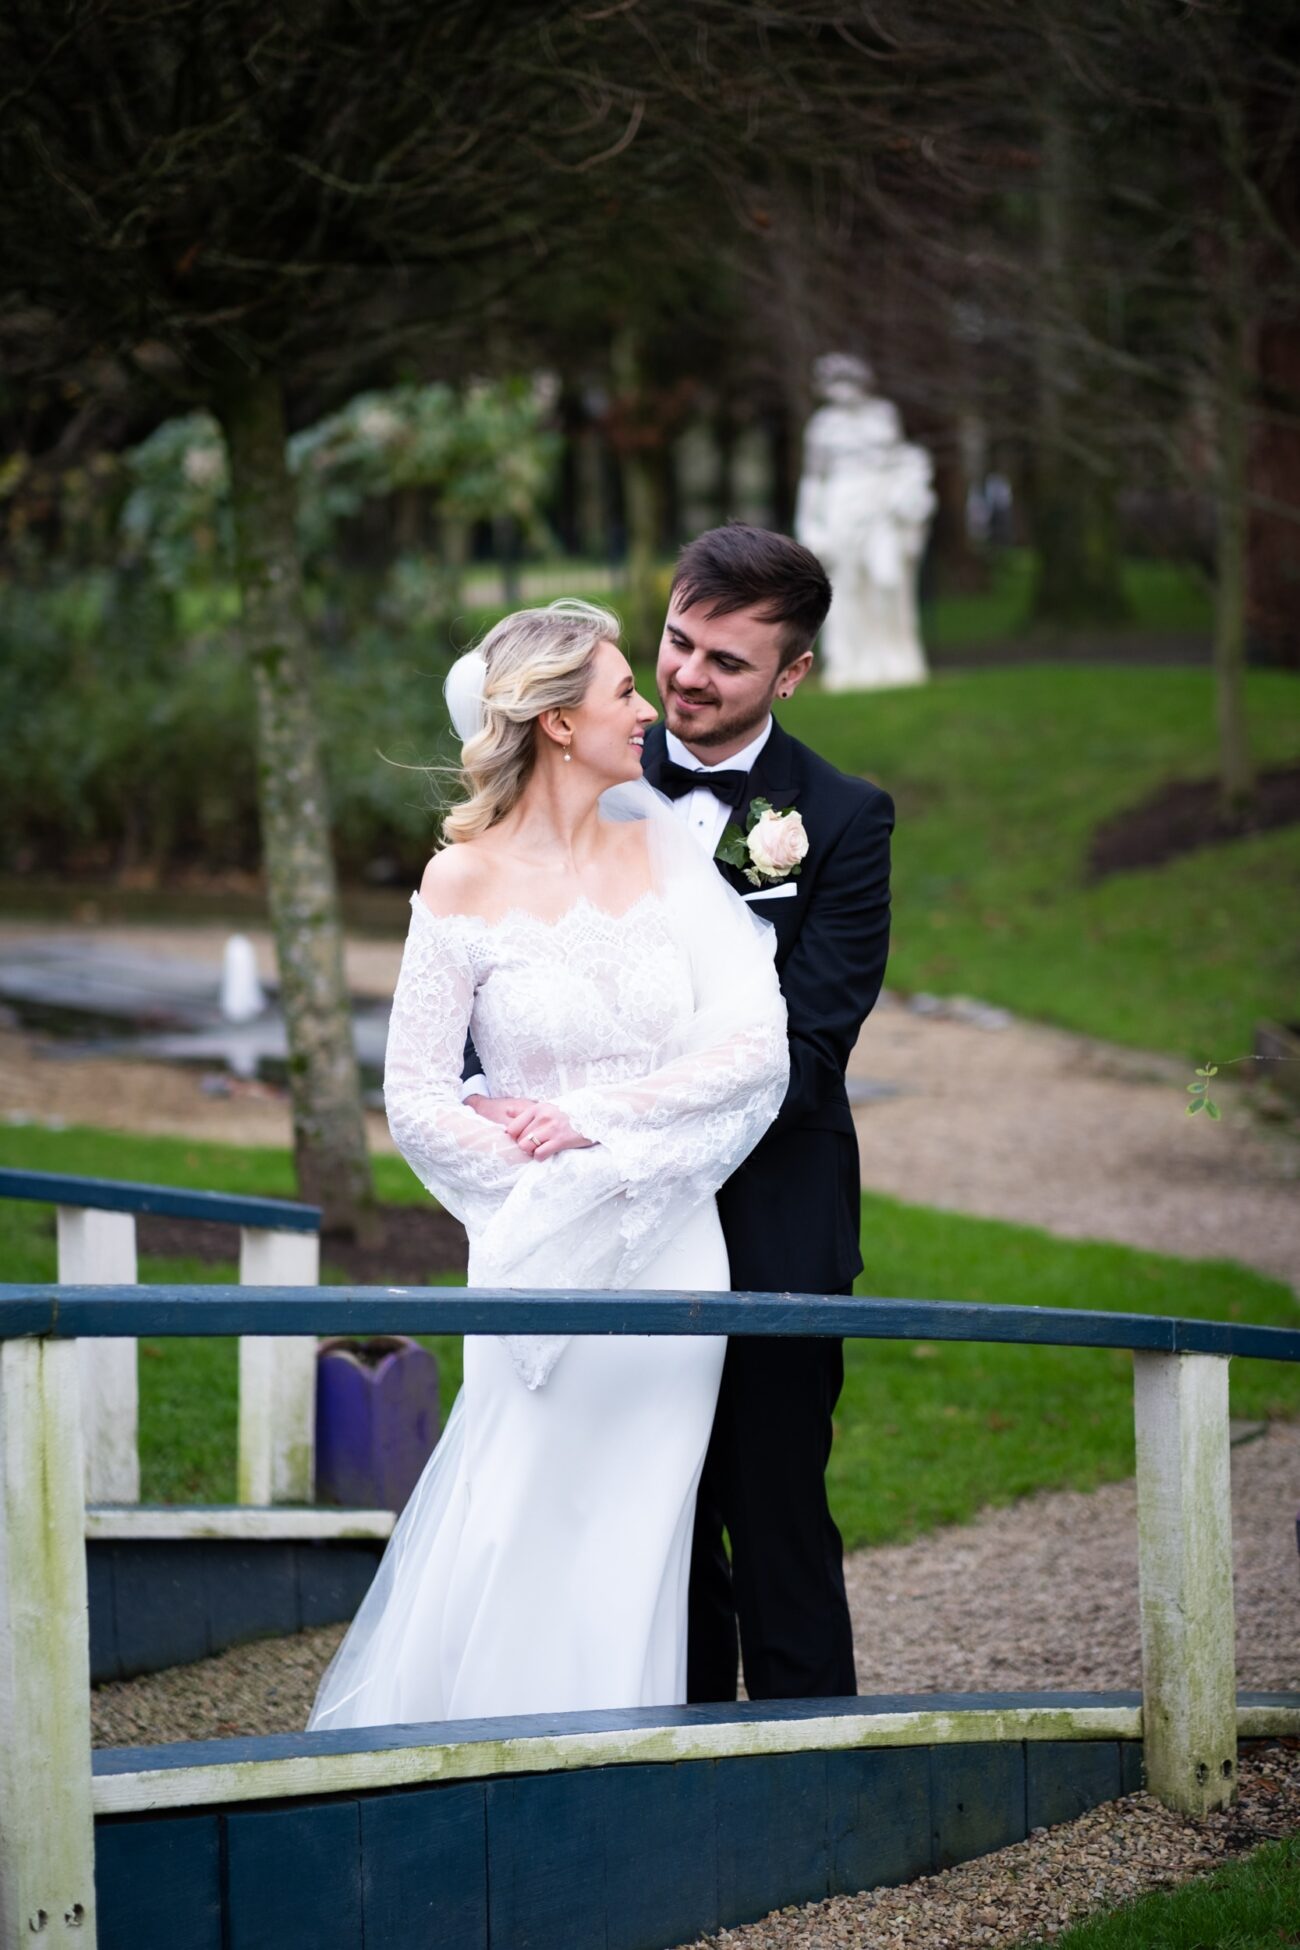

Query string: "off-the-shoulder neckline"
[409, 888, 663, 934]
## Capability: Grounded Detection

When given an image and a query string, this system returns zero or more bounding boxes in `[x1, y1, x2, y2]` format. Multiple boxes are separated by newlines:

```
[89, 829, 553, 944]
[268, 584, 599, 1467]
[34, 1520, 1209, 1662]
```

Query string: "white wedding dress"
[309, 789, 787, 1731]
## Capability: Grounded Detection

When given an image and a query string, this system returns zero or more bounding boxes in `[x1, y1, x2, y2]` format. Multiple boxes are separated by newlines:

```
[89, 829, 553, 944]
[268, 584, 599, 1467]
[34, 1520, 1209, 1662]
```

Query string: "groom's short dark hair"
[670, 522, 831, 669]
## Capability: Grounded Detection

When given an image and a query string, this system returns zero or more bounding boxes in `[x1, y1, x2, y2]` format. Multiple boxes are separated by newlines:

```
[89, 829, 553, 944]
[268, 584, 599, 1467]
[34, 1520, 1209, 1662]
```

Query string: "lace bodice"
[444, 892, 695, 1103]
[383, 882, 788, 1385]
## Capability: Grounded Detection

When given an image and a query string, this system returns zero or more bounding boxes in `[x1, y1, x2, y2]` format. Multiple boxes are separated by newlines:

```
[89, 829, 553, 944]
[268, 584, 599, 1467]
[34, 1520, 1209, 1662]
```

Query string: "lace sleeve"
[382, 898, 526, 1233]
[554, 1006, 787, 1210]
[476, 959, 786, 1391]
[538, 859, 788, 1283]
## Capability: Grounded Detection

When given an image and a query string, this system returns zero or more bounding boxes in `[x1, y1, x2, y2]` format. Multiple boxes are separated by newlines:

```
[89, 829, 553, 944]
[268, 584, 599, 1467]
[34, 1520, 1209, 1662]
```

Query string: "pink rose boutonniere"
[716, 798, 809, 888]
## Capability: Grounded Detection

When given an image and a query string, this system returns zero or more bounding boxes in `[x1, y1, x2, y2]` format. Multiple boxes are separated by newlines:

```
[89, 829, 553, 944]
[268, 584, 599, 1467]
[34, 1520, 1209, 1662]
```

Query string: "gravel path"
[845, 1420, 1299, 1698]
[850, 992, 1300, 1295]
[89, 1422, 1300, 1746]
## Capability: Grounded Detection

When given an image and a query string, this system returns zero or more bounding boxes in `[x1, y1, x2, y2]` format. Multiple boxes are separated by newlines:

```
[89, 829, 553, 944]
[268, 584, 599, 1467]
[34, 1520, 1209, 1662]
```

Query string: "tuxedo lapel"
[735, 718, 802, 827]
[641, 718, 806, 897]
[713, 720, 804, 900]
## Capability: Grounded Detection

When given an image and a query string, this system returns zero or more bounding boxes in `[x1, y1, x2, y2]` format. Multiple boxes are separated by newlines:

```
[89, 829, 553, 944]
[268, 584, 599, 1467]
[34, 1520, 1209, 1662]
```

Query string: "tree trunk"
[1247, 312, 1300, 670]
[1031, 90, 1127, 629]
[215, 366, 374, 1237]
[621, 447, 662, 654]
[768, 408, 797, 534]
[612, 327, 663, 655]
[1212, 113, 1255, 812]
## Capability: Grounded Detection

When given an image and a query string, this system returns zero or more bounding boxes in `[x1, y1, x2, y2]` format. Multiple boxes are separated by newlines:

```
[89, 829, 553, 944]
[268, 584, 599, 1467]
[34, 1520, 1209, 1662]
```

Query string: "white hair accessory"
[444, 649, 488, 744]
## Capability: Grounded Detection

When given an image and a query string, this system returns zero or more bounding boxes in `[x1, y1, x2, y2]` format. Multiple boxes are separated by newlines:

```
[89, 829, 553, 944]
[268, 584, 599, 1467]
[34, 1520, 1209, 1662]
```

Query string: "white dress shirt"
[664, 716, 773, 855]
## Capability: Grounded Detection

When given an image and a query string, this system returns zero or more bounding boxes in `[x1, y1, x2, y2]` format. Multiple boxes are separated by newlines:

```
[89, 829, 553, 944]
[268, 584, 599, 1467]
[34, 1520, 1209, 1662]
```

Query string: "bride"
[309, 599, 787, 1731]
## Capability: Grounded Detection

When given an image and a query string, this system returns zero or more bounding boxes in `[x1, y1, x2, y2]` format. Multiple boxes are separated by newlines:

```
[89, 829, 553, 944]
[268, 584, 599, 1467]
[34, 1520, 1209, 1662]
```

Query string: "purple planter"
[315, 1335, 440, 1513]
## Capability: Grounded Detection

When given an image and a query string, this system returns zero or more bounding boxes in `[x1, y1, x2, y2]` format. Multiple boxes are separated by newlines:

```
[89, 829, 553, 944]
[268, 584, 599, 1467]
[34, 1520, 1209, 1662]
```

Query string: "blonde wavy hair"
[441, 599, 622, 844]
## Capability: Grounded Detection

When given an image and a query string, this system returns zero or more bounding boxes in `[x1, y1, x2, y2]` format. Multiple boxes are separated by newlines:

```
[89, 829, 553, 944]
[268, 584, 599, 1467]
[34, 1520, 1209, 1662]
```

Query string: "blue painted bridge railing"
[0, 1166, 322, 1511]
[0, 1282, 1298, 1950]
[0, 1167, 319, 1232]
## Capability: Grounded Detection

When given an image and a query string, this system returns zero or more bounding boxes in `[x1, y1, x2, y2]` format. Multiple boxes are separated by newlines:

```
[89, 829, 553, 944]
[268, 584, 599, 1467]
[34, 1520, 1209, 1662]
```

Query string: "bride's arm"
[549, 1013, 787, 1175]
[383, 899, 530, 1230]
[542, 913, 789, 1192]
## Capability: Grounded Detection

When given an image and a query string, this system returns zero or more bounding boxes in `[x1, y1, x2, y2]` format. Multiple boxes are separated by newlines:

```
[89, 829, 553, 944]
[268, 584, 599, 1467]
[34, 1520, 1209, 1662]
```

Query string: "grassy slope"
[4, 1126, 1295, 1542]
[923, 549, 1213, 650]
[778, 663, 1300, 1060]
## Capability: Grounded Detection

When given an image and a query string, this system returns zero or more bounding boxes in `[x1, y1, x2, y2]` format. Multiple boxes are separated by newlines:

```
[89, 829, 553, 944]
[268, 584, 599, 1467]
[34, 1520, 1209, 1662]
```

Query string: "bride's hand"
[505, 1102, 595, 1162]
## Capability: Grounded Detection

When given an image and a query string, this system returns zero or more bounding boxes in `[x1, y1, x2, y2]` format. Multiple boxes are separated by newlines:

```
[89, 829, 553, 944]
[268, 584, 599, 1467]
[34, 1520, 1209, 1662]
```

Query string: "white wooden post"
[0, 1339, 97, 1946]
[1133, 1350, 1237, 1815]
[237, 1227, 320, 1505]
[57, 1207, 139, 1505]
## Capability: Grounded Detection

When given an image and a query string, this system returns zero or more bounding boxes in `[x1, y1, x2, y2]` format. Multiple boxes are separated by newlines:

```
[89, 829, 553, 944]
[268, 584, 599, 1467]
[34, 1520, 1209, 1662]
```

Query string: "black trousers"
[686, 1306, 857, 1703]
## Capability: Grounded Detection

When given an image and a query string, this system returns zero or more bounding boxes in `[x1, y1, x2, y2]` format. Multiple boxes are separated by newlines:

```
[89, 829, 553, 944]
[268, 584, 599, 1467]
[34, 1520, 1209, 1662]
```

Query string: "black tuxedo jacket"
[641, 718, 893, 1294]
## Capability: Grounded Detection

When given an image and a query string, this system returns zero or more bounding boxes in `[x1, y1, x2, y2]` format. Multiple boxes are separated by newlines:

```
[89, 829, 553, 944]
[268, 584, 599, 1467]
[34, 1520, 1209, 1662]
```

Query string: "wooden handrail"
[0, 1166, 319, 1231]
[2, 1283, 1298, 1360]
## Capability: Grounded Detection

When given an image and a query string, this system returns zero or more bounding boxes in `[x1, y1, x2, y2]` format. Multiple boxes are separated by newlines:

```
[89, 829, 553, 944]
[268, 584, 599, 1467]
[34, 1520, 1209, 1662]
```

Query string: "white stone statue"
[220, 934, 266, 1024]
[795, 353, 936, 690]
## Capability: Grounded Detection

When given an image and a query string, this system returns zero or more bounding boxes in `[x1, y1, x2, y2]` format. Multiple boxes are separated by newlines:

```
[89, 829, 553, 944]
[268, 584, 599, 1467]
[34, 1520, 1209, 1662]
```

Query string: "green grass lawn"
[4, 1124, 1295, 1540]
[777, 663, 1300, 1062]
[1010, 1833, 1300, 1949]
[923, 548, 1213, 651]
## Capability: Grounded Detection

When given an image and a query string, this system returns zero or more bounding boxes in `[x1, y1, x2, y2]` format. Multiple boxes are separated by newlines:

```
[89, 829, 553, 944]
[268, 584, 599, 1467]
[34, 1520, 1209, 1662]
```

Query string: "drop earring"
[562, 747, 572, 762]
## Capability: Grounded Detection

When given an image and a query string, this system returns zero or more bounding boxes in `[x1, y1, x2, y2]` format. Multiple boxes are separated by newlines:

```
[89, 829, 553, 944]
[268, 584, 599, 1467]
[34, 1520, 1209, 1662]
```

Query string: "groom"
[642, 523, 893, 1702]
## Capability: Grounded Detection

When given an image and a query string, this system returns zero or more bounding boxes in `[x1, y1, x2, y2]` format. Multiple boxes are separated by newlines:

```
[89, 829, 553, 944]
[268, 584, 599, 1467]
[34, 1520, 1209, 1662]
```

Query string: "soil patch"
[1088, 762, 1300, 879]
[137, 1201, 469, 1283]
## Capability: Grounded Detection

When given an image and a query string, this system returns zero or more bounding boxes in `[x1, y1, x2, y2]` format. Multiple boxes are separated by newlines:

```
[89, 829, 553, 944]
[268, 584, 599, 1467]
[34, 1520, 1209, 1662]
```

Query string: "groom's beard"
[658, 682, 777, 754]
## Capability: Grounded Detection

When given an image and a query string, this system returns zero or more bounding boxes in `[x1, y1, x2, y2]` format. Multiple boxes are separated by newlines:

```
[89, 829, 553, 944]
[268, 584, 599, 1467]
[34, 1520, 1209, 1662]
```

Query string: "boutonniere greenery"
[716, 798, 809, 888]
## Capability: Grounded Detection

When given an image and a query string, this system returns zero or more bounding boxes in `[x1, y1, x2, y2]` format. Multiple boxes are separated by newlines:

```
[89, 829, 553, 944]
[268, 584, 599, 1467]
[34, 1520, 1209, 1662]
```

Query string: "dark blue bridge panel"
[93, 1720, 1163, 1950]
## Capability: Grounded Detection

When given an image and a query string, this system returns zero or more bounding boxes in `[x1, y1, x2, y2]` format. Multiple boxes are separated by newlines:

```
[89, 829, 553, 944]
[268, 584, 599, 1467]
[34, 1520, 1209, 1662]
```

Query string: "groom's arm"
[765, 785, 893, 1141]
[461, 1034, 494, 1108]
[462, 1037, 538, 1126]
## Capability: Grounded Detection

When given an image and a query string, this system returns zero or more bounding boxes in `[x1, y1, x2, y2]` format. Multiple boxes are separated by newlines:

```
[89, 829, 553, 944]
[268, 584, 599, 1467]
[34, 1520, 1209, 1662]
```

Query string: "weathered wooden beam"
[1237, 1694, 1300, 1739]
[91, 1695, 1144, 1816]
[1134, 1351, 1237, 1815]
[56, 1208, 139, 1504]
[0, 1339, 97, 1945]
[237, 1229, 320, 1506]
[85, 1503, 393, 1541]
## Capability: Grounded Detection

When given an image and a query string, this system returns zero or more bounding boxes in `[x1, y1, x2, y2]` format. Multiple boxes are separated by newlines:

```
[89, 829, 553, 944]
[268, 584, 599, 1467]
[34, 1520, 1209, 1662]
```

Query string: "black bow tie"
[658, 758, 750, 809]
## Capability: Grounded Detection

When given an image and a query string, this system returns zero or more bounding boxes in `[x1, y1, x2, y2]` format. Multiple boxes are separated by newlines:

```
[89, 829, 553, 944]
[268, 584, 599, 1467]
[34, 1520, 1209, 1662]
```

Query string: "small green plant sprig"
[1186, 1065, 1220, 1118]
